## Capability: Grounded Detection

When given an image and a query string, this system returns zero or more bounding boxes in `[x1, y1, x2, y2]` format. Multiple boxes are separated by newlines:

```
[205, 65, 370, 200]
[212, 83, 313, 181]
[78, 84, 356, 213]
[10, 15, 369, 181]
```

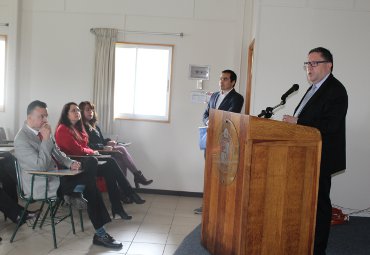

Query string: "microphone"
[281, 84, 299, 102]
[258, 84, 299, 118]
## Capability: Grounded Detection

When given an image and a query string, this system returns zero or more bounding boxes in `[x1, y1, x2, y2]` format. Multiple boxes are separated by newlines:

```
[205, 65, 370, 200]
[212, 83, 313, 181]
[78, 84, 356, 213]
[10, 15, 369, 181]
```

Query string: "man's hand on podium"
[282, 115, 298, 124]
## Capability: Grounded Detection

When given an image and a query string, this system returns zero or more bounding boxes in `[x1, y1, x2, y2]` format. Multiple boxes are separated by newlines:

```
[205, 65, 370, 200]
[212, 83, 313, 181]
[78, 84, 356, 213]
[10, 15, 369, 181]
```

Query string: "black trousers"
[96, 157, 134, 212]
[314, 175, 332, 255]
[0, 152, 18, 203]
[0, 187, 22, 223]
[58, 157, 111, 230]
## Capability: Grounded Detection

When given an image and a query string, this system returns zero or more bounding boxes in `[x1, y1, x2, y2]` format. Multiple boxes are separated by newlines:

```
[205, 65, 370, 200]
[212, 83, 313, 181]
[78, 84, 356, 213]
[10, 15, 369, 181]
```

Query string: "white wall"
[252, 0, 370, 210]
[7, 0, 251, 192]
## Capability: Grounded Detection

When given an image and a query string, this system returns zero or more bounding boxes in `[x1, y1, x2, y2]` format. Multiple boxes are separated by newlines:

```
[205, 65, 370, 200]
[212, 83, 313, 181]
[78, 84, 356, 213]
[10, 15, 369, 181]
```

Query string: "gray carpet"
[175, 216, 370, 255]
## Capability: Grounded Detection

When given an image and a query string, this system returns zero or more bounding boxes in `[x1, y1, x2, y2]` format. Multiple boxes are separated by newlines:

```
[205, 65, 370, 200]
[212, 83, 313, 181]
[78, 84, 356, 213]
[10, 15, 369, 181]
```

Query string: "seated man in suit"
[195, 69, 244, 214]
[14, 100, 122, 249]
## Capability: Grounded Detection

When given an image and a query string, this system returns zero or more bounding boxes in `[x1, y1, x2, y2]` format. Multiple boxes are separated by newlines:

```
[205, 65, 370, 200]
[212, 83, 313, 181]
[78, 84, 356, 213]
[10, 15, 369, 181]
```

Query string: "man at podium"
[194, 69, 244, 215]
[283, 47, 348, 255]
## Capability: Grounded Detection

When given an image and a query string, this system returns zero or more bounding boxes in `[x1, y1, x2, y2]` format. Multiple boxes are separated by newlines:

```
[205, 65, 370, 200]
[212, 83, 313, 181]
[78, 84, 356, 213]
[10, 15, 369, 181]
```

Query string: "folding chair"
[10, 158, 78, 248]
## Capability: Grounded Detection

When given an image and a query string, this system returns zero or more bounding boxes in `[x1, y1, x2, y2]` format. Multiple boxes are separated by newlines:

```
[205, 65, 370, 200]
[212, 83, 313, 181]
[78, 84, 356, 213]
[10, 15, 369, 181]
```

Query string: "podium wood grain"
[201, 109, 321, 255]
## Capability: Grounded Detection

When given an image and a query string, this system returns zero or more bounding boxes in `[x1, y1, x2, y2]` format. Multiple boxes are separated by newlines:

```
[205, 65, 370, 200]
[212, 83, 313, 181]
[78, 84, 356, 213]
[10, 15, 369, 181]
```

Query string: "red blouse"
[55, 124, 95, 156]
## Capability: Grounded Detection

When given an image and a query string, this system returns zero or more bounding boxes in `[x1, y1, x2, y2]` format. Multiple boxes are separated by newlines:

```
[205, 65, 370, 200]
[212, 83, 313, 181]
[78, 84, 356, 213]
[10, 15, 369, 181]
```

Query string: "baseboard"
[134, 188, 203, 198]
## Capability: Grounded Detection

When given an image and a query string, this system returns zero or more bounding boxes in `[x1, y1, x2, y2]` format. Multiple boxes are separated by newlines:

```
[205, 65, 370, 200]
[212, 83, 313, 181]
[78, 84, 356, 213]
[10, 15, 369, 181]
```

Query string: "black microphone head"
[281, 84, 300, 102]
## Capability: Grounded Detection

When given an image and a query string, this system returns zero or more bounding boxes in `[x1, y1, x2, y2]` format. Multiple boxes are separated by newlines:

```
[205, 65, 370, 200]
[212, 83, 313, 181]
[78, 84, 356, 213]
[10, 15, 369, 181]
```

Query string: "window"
[114, 43, 173, 122]
[0, 36, 6, 111]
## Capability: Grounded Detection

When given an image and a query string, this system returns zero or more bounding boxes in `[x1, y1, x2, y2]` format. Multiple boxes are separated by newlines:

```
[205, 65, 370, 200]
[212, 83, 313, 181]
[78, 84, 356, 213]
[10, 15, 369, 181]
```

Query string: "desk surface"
[0, 147, 14, 152]
[0, 143, 14, 147]
[69, 154, 111, 158]
[26, 169, 83, 176]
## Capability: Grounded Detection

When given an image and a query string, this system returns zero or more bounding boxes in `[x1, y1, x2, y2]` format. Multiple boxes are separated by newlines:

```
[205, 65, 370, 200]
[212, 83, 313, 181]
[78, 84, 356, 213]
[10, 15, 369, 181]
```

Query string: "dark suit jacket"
[295, 73, 348, 176]
[84, 124, 110, 150]
[203, 88, 244, 125]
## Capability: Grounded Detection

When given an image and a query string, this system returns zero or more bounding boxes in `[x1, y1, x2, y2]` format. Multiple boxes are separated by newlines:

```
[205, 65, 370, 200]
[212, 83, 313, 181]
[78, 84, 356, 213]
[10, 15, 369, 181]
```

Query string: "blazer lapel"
[212, 92, 220, 109]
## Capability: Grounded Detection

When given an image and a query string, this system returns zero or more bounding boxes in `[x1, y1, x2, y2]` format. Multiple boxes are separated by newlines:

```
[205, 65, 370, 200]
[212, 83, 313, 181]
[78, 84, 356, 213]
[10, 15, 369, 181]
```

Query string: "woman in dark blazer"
[79, 101, 153, 188]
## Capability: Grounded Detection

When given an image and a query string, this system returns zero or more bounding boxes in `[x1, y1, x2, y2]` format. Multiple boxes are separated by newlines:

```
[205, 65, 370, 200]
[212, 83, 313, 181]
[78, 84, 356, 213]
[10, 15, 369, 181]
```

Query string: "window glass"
[114, 43, 173, 122]
[0, 36, 6, 111]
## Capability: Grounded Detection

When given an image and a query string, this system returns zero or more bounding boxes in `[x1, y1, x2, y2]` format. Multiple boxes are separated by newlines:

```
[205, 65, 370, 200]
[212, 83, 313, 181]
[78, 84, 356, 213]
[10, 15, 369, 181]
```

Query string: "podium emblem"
[217, 119, 239, 185]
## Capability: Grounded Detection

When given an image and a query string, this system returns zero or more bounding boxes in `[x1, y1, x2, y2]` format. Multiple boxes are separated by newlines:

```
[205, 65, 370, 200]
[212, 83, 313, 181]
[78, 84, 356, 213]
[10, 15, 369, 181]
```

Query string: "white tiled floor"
[0, 194, 203, 255]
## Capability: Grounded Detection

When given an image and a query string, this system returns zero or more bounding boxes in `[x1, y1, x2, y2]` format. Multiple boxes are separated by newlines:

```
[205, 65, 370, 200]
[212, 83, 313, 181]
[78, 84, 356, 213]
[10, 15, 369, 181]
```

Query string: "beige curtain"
[91, 28, 118, 134]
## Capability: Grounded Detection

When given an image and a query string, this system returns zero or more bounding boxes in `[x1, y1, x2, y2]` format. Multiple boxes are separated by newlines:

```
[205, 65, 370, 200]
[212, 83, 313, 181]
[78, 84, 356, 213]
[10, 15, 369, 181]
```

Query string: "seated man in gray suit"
[14, 100, 122, 249]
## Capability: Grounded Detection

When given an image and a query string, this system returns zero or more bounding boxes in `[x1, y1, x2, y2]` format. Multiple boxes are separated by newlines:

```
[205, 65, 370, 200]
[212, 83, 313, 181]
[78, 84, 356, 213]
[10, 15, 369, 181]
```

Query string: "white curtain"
[91, 28, 118, 134]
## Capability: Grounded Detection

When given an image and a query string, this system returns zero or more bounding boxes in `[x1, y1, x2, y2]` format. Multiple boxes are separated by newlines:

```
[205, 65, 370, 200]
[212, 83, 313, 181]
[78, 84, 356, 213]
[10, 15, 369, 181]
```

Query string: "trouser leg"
[103, 158, 134, 196]
[313, 175, 332, 255]
[96, 159, 124, 212]
[0, 188, 22, 223]
[0, 152, 18, 202]
[113, 146, 139, 175]
[59, 157, 111, 229]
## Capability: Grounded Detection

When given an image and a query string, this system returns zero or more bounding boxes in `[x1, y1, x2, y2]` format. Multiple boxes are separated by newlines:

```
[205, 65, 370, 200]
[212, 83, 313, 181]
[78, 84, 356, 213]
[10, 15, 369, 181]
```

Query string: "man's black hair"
[27, 100, 47, 115]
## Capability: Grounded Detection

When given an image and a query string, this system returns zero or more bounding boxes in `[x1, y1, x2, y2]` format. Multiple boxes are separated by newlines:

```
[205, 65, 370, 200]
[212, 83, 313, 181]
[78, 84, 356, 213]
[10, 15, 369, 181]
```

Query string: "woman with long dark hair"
[79, 101, 153, 188]
[55, 102, 145, 220]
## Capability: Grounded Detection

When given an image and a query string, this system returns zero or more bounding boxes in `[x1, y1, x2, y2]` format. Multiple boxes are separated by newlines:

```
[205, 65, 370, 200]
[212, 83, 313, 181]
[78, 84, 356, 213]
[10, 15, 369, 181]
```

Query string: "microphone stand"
[258, 99, 286, 118]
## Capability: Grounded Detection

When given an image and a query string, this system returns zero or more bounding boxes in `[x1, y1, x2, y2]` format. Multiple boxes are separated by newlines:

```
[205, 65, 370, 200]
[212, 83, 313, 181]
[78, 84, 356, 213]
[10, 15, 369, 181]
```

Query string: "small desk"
[0, 143, 14, 147]
[68, 154, 111, 165]
[0, 147, 14, 153]
[68, 155, 111, 159]
[26, 169, 83, 176]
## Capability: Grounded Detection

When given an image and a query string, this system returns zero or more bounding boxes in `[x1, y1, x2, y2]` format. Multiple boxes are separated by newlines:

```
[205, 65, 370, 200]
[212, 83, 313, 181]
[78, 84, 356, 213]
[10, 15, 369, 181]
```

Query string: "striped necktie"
[294, 85, 317, 117]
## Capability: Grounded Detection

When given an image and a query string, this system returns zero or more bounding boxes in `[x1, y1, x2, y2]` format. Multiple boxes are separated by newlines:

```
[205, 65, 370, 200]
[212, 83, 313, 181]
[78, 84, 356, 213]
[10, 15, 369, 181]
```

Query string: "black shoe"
[134, 171, 153, 188]
[93, 233, 123, 249]
[120, 195, 133, 204]
[64, 193, 88, 210]
[130, 192, 145, 204]
[112, 208, 132, 220]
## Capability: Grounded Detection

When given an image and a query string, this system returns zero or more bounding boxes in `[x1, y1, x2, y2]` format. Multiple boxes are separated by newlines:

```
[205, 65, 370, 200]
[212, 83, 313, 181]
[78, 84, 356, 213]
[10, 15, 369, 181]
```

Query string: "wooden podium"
[201, 109, 322, 255]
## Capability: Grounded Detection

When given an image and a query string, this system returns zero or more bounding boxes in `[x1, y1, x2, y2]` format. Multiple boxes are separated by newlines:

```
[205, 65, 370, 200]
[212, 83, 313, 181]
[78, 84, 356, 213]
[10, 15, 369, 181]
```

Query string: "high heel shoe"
[111, 208, 132, 220]
[134, 171, 153, 188]
[129, 192, 146, 204]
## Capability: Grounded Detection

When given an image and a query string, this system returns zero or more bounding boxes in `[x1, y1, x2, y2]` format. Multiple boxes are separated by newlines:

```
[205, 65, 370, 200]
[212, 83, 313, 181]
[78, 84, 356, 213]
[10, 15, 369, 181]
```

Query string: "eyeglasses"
[69, 108, 81, 113]
[303, 61, 330, 69]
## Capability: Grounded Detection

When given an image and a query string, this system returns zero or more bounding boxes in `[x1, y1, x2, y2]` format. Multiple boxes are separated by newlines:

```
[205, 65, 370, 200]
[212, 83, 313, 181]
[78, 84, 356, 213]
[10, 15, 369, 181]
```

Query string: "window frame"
[113, 42, 174, 123]
[0, 35, 7, 112]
